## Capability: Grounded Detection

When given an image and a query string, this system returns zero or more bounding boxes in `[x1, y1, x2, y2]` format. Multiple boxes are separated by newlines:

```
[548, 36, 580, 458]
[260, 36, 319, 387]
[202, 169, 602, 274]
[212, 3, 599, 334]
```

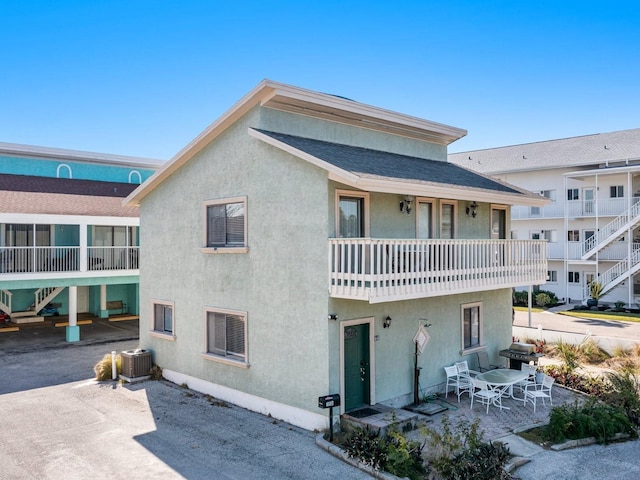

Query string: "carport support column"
[99, 284, 108, 318]
[66, 286, 80, 342]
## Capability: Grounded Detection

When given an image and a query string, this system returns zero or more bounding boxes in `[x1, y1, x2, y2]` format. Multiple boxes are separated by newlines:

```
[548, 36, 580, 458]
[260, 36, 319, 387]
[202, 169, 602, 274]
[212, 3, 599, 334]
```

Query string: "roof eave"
[125, 80, 467, 206]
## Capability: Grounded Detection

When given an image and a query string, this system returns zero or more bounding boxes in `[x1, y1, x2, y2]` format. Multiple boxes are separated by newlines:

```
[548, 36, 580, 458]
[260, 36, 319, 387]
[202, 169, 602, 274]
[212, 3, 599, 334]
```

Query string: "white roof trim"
[0, 141, 162, 168]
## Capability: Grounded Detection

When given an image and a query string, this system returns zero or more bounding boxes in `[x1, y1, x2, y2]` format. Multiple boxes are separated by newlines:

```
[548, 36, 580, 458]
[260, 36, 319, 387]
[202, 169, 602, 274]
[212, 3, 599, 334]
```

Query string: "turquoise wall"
[0, 156, 155, 183]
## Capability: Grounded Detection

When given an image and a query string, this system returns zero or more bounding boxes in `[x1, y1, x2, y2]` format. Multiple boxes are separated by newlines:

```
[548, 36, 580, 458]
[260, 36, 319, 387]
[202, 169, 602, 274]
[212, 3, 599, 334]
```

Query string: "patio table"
[476, 369, 530, 409]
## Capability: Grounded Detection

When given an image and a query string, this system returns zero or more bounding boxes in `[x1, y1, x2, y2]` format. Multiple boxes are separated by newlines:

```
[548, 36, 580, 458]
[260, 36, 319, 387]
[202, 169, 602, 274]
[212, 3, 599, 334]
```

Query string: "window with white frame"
[567, 188, 579, 201]
[567, 230, 580, 242]
[204, 197, 246, 250]
[610, 185, 624, 198]
[530, 206, 541, 216]
[541, 190, 556, 201]
[461, 302, 482, 351]
[547, 270, 558, 282]
[152, 301, 174, 337]
[205, 308, 247, 364]
[568, 271, 580, 284]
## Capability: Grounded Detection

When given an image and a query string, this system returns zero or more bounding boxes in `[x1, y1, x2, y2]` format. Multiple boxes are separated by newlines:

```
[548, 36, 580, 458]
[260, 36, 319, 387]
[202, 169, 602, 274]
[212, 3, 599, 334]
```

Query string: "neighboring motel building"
[449, 128, 640, 307]
[0, 142, 161, 341]
[125, 80, 548, 430]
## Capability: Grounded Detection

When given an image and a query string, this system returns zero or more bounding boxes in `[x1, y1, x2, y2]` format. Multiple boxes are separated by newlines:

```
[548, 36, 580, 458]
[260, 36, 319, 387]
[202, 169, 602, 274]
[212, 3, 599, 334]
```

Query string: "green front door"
[344, 323, 370, 411]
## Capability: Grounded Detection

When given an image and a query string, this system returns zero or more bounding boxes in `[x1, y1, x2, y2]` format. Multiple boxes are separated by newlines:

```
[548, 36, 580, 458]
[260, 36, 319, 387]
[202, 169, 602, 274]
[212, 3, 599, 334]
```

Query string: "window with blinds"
[205, 199, 246, 248]
[206, 310, 246, 362]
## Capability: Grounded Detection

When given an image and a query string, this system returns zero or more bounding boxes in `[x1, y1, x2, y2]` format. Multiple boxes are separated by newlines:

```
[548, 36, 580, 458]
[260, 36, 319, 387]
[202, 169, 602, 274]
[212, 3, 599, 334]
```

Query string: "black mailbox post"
[318, 394, 340, 441]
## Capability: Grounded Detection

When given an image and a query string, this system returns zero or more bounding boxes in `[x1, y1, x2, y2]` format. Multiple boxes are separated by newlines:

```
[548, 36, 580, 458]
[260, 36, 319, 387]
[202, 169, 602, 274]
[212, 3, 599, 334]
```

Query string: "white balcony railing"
[0, 246, 139, 274]
[328, 238, 547, 303]
[512, 197, 640, 221]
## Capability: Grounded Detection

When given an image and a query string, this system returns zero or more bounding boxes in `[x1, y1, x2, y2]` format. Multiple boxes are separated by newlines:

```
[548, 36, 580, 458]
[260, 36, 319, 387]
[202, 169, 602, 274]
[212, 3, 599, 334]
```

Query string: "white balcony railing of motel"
[328, 238, 547, 303]
[512, 198, 640, 221]
[0, 246, 139, 275]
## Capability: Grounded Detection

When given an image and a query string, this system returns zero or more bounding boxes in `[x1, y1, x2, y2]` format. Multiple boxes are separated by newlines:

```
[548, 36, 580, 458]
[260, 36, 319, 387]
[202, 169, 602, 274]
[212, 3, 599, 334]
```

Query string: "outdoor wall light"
[383, 315, 392, 328]
[420, 318, 432, 328]
[399, 196, 413, 214]
[328, 313, 338, 321]
[466, 201, 478, 218]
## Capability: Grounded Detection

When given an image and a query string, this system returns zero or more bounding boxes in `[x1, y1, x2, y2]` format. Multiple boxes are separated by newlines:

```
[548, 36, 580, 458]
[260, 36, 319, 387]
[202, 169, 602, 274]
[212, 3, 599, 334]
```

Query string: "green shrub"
[555, 339, 581, 372]
[93, 352, 121, 380]
[604, 367, 640, 427]
[341, 426, 388, 471]
[512, 290, 528, 306]
[535, 292, 552, 307]
[544, 399, 636, 444]
[338, 426, 425, 479]
[423, 417, 512, 480]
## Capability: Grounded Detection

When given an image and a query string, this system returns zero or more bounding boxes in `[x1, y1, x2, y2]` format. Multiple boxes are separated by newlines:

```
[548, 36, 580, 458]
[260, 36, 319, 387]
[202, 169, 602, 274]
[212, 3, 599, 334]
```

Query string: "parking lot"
[0, 337, 371, 480]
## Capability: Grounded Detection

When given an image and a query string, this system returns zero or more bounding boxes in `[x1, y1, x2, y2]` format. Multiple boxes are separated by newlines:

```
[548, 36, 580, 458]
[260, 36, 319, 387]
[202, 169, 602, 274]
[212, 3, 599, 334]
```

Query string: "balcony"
[512, 197, 640, 220]
[328, 238, 547, 303]
[0, 246, 139, 277]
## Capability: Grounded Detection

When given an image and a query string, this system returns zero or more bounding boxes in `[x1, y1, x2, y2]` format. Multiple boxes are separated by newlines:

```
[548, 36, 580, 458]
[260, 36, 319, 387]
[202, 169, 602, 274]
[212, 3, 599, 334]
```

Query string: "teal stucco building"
[0, 142, 162, 341]
[126, 80, 549, 430]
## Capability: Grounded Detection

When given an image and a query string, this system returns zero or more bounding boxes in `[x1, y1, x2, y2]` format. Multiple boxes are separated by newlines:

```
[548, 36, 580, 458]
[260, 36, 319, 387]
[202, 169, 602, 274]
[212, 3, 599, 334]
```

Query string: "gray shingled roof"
[448, 128, 640, 174]
[0, 173, 138, 197]
[255, 129, 521, 195]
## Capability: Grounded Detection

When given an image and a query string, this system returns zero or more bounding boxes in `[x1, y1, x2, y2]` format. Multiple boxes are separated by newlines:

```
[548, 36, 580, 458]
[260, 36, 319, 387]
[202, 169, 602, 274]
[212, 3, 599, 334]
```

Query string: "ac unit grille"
[121, 349, 152, 378]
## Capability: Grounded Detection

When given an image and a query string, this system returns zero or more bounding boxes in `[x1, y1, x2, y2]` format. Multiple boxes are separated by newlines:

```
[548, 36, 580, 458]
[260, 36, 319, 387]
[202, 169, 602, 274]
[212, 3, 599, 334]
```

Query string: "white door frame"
[339, 316, 376, 414]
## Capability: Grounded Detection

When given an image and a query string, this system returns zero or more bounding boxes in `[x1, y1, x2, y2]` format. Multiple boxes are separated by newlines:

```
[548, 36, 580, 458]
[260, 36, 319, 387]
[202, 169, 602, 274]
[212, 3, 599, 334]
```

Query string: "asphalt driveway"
[0, 339, 370, 480]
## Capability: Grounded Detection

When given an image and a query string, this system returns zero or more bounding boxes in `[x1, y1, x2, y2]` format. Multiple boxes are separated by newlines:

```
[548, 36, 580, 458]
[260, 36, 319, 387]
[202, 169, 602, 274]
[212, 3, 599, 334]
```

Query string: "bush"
[544, 399, 636, 444]
[542, 365, 608, 397]
[604, 367, 640, 427]
[94, 352, 121, 380]
[512, 290, 528, 306]
[423, 417, 513, 480]
[535, 292, 552, 307]
[338, 426, 425, 479]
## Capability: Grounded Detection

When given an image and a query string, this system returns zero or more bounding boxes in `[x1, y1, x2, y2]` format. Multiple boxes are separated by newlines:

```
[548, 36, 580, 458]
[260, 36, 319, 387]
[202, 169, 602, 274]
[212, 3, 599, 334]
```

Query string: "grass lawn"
[558, 310, 640, 323]
[513, 306, 545, 313]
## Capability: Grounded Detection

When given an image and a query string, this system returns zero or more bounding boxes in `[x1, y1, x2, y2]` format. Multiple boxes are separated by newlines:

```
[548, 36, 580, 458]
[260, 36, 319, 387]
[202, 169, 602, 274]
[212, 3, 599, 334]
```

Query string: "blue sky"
[1, 1, 639, 160]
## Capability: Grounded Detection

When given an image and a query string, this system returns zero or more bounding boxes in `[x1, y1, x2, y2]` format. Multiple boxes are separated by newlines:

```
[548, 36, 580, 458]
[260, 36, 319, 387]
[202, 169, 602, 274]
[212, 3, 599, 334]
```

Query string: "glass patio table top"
[476, 369, 529, 386]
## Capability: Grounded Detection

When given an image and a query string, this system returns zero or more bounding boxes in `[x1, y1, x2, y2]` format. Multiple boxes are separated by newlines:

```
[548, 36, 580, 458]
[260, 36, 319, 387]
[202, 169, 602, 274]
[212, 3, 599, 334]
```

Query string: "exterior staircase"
[0, 289, 12, 314]
[1, 286, 64, 324]
[580, 201, 640, 302]
[582, 201, 640, 260]
[583, 248, 640, 301]
[33, 286, 64, 313]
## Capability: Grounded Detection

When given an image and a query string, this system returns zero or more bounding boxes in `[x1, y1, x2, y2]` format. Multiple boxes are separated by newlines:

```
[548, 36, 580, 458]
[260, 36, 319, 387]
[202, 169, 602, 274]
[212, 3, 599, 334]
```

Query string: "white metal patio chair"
[470, 378, 502, 413]
[444, 365, 472, 402]
[515, 363, 537, 393]
[523, 374, 555, 412]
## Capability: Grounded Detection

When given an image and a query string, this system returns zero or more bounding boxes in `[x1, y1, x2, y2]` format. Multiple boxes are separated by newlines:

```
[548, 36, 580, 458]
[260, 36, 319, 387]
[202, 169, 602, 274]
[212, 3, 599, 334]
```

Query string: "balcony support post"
[99, 284, 108, 318]
[79, 223, 88, 272]
[66, 286, 80, 342]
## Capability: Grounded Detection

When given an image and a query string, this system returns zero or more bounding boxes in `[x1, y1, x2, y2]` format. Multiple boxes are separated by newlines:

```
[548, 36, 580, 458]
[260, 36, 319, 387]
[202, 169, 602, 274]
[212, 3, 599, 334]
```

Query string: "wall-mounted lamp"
[419, 318, 432, 328]
[465, 201, 478, 218]
[383, 315, 392, 328]
[399, 196, 413, 214]
[328, 313, 338, 321]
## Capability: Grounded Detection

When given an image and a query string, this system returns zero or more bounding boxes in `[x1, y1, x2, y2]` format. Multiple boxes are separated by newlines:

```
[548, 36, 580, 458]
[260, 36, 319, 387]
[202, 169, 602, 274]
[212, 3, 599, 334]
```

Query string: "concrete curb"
[551, 433, 631, 451]
[315, 433, 406, 480]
